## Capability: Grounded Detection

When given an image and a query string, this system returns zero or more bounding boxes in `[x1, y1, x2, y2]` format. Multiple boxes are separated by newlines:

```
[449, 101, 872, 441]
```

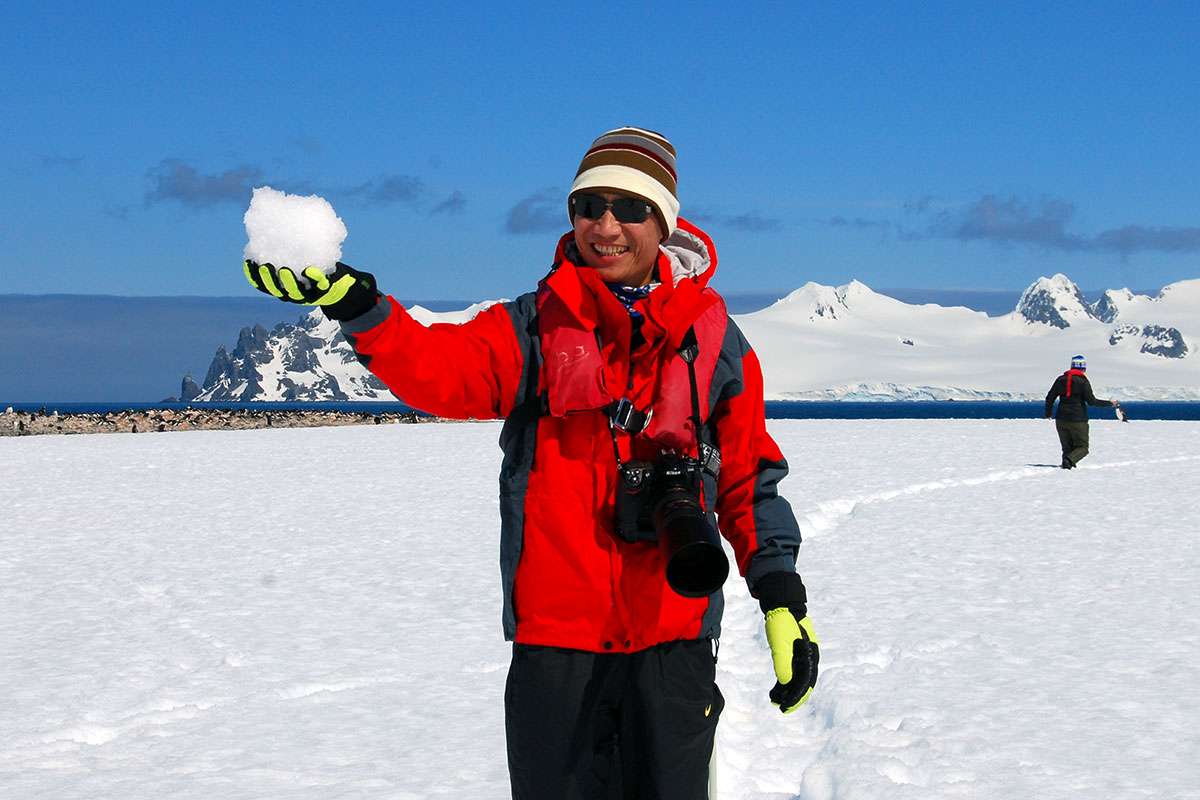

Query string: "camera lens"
[655, 493, 729, 598]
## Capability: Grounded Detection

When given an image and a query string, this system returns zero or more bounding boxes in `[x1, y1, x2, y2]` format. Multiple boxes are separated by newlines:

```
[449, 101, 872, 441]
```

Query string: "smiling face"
[572, 192, 664, 287]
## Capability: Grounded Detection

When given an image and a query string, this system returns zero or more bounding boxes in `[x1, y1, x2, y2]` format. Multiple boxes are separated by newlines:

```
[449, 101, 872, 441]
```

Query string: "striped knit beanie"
[569, 126, 679, 239]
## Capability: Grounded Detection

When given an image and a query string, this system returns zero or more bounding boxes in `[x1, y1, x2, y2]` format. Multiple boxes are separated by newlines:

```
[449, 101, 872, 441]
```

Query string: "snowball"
[243, 186, 348, 275]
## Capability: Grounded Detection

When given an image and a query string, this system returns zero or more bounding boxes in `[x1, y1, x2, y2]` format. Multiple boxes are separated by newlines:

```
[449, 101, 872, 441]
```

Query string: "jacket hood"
[661, 218, 717, 287]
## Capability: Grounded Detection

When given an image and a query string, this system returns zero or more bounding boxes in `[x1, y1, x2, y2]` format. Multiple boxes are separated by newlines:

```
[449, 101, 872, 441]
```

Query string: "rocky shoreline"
[2, 406, 434, 437]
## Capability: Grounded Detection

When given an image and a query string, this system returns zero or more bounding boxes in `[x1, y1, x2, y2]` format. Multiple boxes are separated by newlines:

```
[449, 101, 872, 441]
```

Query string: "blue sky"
[3, 1, 1198, 303]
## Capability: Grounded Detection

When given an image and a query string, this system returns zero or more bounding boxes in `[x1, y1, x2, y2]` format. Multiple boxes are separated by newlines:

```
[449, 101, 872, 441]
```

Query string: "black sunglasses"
[570, 193, 654, 224]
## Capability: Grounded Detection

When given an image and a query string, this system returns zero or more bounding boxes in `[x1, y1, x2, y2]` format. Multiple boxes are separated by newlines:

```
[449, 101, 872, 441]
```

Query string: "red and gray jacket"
[339, 219, 802, 653]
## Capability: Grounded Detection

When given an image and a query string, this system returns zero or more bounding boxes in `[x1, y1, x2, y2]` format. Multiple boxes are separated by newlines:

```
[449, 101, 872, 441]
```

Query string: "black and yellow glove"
[755, 571, 819, 713]
[243, 260, 379, 321]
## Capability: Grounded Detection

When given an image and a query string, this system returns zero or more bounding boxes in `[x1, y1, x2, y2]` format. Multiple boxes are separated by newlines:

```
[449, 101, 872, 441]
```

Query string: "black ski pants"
[1056, 419, 1090, 466]
[504, 638, 723, 800]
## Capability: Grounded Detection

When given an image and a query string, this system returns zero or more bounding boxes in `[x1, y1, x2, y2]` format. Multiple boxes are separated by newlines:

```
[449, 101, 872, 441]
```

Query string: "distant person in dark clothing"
[1045, 355, 1122, 469]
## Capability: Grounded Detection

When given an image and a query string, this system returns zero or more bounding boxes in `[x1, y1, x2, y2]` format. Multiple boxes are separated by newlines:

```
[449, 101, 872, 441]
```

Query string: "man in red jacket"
[245, 127, 817, 800]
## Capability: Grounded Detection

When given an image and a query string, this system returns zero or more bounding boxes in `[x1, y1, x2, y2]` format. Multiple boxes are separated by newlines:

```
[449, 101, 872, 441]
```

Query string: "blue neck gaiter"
[605, 282, 656, 317]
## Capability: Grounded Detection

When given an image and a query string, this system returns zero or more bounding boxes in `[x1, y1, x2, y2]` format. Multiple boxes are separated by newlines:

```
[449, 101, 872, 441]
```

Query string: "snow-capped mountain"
[737, 274, 1196, 401]
[1014, 274, 1191, 359]
[1015, 274, 1097, 329]
[181, 313, 394, 402]
[178, 276, 1200, 403]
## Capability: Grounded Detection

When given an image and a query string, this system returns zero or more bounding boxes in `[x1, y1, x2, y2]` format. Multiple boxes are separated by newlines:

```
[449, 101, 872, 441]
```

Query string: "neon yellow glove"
[754, 571, 818, 713]
[243, 260, 378, 320]
[764, 608, 819, 713]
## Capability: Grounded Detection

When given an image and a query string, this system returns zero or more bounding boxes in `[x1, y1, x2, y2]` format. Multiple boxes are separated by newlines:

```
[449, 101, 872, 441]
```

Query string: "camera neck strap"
[677, 327, 702, 438]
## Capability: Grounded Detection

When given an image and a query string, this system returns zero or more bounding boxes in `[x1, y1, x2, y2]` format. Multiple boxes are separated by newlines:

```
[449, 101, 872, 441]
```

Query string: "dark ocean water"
[763, 400, 1200, 421]
[5, 400, 1200, 421]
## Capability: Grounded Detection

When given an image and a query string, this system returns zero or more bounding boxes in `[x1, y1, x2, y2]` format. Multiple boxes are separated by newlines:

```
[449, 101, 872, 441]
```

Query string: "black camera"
[614, 452, 730, 598]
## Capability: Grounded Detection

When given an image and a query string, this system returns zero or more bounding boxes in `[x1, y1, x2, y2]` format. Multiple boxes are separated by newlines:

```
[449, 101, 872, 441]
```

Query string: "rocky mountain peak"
[1015, 273, 1096, 328]
[185, 311, 397, 402]
[1092, 288, 1134, 323]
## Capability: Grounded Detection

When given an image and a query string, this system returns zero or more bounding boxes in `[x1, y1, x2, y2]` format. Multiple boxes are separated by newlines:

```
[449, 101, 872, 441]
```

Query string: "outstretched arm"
[340, 296, 526, 421]
[245, 258, 526, 420]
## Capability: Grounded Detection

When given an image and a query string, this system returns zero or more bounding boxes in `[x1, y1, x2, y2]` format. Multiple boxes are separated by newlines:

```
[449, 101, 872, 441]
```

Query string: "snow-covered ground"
[2, 419, 1198, 799]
